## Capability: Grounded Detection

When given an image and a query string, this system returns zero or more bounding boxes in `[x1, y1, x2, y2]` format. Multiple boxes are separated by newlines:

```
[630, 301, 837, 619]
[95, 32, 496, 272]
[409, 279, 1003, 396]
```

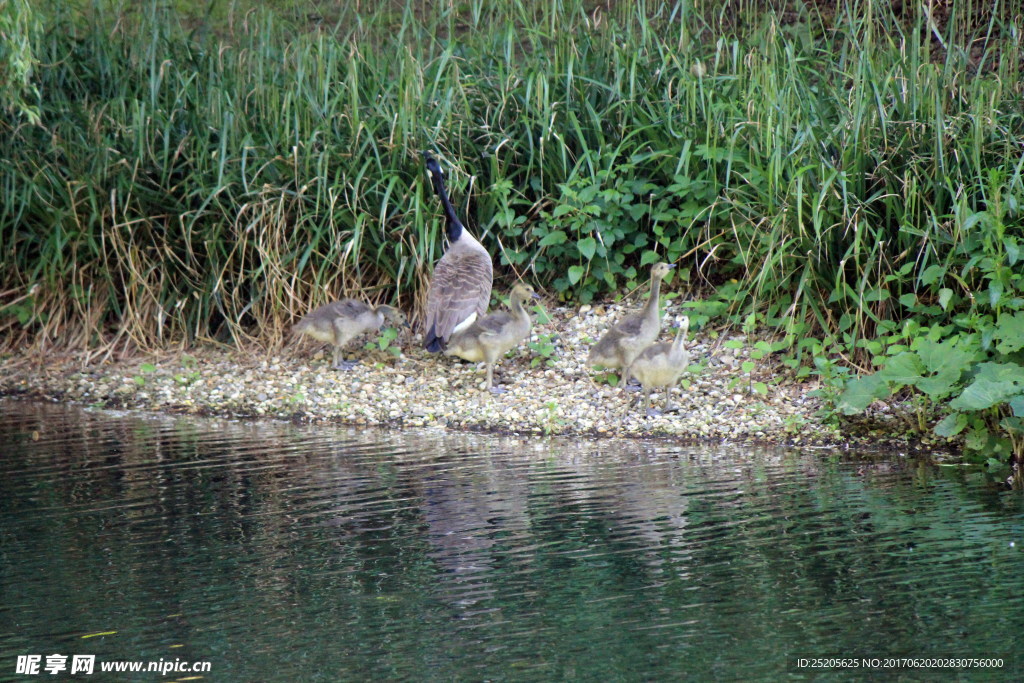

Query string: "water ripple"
[1, 399, 1022, 680]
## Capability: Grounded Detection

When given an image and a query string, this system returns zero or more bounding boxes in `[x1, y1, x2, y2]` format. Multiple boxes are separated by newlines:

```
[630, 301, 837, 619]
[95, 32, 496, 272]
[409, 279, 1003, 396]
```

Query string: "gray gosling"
[422, 152, 494, 352]
[587, 262, 675, 385]
[445, 283, 540, 393]
[293, 300, 405, 370]
[627, 317, 691, 416]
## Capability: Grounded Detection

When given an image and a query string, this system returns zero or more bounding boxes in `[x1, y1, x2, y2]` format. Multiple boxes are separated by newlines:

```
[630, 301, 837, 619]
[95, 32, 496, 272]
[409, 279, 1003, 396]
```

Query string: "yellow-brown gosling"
[293, 300, 405, 370]
[587, 262, 675, 386]
[627, 317, 691, 416]
[445, 283, 540, 393]
[421, 152, 493, 353]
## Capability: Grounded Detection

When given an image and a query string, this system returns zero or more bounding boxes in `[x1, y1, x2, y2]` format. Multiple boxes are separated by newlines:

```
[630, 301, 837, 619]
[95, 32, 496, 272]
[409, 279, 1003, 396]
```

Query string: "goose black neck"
[424, 156, 465, 241]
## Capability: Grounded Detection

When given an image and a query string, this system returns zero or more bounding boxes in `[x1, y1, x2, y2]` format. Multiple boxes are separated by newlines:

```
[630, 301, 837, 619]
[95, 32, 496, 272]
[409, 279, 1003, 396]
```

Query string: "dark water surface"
[1, 399, 1021, 681]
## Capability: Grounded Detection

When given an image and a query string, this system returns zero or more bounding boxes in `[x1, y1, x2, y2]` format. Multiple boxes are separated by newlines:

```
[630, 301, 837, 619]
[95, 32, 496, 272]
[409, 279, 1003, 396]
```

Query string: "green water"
[1, 399, 1021, 681]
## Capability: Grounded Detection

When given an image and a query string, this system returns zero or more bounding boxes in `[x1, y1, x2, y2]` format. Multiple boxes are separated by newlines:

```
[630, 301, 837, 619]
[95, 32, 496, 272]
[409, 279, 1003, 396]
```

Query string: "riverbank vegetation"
[1, 0, 1022, 464]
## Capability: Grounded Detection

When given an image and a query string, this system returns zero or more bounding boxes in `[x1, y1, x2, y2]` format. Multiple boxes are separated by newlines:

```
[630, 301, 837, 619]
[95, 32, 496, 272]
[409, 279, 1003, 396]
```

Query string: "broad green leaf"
[1005, 237, 1020, 265]
[994, 312, 1024, 354]
[862, 288, 889, 302]
[1002, 416, 1024, 434]
[878, 352, 924, 386]
[915, 371, 960, 399]
[914, 338, 974, 375]
[934, 412, 968, 437]
[567, 265, 585, 285]
[1011, 395, 1024, 417]
[838, 374, 890, 414]
[538, 230, 568, 247]
[949, 362, 1024, 411]
[920, 264, 945, 286]
[576, 237, 597, 261]
[965, 426, 991, 452]
[938, 288, 953, 310]
[640, 250, 661, 266]
[961, 211, 989, 231]
[989, 281, 1003, 308]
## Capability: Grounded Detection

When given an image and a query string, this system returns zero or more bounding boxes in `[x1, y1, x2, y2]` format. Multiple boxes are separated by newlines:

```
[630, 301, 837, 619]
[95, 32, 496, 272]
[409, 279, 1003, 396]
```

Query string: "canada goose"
[628, 317, 691, 415]
[421, 152, 493, 352]
[445, 283, 539, 393]
[293, 300, 405, 370]
[587, 262, 675, 384]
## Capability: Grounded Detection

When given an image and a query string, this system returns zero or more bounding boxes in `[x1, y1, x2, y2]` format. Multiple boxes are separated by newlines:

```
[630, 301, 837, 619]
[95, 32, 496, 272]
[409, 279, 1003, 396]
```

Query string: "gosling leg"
[643, 387, 665, 417]
[332, 346, 358, 371]
[487, 363, 507, 394]
[621, 371, 641, 392]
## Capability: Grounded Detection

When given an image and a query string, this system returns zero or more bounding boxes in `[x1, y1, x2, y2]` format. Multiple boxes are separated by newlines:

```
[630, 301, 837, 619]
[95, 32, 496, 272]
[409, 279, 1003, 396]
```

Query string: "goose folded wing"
[426, 250, 493, 342]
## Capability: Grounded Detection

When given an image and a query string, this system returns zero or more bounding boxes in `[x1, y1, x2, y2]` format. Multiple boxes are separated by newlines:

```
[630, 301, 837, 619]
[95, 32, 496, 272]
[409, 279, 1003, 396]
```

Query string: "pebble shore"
[0, 301, 904, 446]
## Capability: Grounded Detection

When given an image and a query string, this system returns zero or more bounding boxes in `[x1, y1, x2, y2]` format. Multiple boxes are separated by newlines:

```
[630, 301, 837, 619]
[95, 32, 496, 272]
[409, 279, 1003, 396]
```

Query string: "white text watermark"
[15, 654, 211, 676]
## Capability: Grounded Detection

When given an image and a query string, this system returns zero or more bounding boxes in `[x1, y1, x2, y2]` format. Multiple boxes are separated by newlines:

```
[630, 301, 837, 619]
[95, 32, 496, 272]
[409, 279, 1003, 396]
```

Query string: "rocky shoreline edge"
[0, 301, 939, 453]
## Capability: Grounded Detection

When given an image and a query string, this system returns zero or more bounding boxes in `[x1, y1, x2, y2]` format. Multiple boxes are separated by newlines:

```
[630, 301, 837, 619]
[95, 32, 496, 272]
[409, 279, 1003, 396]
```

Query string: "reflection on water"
[0, 399, 1021, 680]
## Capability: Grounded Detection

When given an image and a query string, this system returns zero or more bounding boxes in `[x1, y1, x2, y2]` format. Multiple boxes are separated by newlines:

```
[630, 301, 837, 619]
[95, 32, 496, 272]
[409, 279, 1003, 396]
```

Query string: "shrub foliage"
[1, 0, 1022, 460]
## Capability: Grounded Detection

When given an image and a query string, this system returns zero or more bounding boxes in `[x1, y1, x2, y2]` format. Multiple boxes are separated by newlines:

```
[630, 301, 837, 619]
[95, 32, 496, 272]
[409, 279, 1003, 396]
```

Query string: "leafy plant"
[528, 332, 558, 368]
[539, 400, 565, 435]
[366, 326, 402, 358]
[838, 180, 1024, 462]
[133, 363, 157, 387]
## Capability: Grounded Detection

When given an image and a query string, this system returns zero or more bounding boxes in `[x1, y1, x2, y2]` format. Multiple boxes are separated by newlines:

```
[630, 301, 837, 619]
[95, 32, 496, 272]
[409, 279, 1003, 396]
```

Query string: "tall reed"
[1, 0, 1021, 353]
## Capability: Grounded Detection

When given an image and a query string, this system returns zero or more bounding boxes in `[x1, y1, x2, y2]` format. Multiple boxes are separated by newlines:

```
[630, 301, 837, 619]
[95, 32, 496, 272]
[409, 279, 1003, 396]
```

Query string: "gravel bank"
[1, 301, 876, 445]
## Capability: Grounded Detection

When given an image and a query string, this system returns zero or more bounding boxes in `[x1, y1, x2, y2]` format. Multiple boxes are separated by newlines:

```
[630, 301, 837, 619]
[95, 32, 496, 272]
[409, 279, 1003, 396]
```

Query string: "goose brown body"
[446, 283, 539, 392]
[587, 262, 675, 381]
[422, 153, 493, 352]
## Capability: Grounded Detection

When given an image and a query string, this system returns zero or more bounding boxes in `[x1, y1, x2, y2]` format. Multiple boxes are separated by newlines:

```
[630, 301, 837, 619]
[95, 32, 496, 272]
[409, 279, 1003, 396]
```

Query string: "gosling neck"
[670, 322, 689, 358]
[510, 292, 531, 324]
[642, 275, 664, 321]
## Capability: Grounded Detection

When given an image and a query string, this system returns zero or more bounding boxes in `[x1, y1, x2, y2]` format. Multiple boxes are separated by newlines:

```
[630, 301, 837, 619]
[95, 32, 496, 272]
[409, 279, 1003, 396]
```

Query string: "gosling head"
[510, 283, 540, 303]
[377, 305, 408, 327]
[651, 262, 676, 281]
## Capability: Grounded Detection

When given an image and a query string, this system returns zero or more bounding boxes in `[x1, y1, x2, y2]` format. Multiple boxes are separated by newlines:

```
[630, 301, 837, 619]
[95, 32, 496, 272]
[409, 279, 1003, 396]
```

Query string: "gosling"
[588, 262, 675, 386]
[445, 283, 540, 393]
[628, 317, 691, 416]
[293, 300, 405, 370]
